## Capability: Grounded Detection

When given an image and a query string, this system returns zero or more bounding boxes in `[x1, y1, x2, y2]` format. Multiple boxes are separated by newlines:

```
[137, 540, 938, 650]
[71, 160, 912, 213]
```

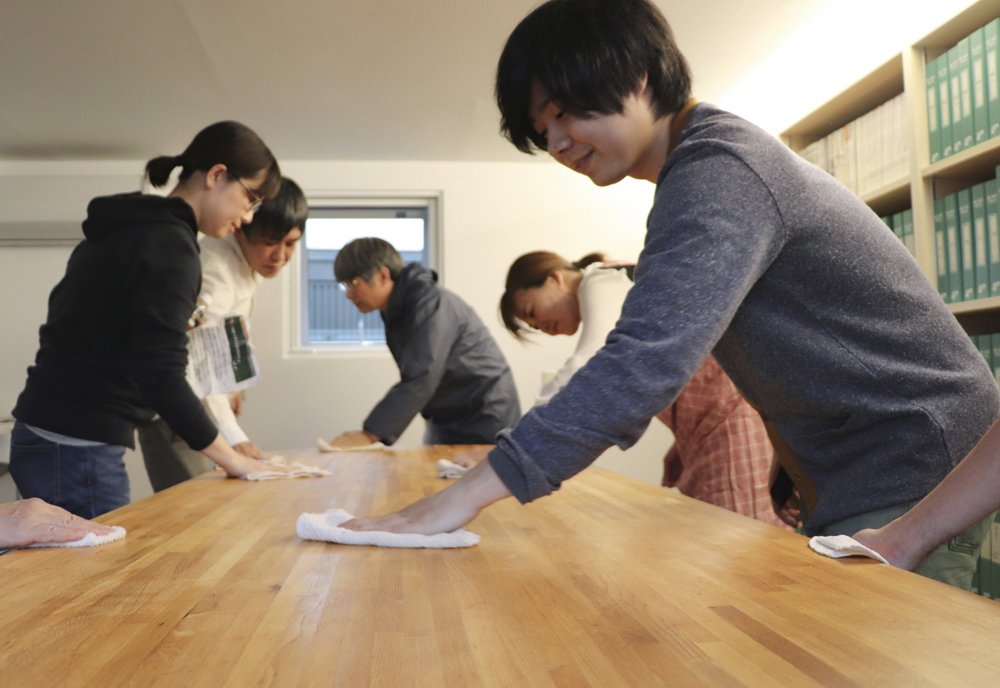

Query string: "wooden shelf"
[922, 136, 1000, 182]
[780, 0, 998, 291]
[915, 1, 1000, 59]
[948, 297, 1000, 335]
[859, 176, 910, 216]
[781, 54, 903, 152]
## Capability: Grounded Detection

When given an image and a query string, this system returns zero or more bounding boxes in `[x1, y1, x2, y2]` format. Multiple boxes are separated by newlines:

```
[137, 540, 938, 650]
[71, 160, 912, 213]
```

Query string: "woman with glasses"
[9, 121, 293, 519]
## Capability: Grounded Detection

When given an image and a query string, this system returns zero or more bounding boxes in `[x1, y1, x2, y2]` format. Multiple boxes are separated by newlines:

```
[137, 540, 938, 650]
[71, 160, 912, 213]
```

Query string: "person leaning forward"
[326, 238, 520, 448]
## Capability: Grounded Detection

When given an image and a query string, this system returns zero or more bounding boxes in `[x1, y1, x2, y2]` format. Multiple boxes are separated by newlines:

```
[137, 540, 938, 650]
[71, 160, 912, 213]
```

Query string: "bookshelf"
[780, 0, 1000, 333]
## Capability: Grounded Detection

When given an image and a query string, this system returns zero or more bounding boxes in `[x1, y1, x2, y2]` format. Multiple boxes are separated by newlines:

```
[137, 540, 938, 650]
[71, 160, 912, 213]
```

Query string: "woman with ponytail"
[9, 121, 293, 518]
[497, 250, 787, 528]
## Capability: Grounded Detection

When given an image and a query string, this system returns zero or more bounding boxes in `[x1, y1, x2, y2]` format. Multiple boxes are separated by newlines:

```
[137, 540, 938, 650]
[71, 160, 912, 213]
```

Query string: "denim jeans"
[8, 423, 130, 519]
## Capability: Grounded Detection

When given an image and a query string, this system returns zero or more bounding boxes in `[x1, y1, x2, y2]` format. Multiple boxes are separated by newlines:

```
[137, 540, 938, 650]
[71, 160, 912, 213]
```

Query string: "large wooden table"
[2, 446, 1000, 687]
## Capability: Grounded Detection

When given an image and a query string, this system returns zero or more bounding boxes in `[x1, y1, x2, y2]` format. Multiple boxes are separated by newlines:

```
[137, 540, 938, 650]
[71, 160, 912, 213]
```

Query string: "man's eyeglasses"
[339, 277, 365, 293]
[234, 176, 264, 212]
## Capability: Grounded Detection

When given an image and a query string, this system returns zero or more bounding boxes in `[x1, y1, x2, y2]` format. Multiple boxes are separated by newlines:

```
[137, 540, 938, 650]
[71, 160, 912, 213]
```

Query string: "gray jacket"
[364, 263, 520, 445]
[488, 103, 999, 533]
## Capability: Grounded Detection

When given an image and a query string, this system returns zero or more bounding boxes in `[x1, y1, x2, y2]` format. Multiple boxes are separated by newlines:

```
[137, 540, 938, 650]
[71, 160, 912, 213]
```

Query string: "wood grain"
[1, 445, 999, 687]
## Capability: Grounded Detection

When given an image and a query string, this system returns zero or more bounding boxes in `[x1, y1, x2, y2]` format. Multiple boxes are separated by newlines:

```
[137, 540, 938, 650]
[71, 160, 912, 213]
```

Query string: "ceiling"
[0, 0, 843, 162]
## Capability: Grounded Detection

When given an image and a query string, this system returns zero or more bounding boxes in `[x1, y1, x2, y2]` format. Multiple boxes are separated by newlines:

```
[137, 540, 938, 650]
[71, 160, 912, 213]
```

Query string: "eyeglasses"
[339, 277, 365, 293]
[234, 176, 264, 212]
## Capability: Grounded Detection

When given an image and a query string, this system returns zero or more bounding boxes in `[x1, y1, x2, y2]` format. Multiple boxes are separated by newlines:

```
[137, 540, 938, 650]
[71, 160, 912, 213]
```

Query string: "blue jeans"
[8, 423, 130, 519]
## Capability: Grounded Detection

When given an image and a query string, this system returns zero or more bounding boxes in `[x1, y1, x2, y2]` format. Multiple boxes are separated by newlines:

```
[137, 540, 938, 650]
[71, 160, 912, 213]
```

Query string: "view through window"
[301, 206, 432, 346]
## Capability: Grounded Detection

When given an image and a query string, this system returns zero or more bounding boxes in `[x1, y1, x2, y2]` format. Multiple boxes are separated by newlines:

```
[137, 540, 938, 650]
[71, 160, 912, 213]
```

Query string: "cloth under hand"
[29, 525, 127, 548]
[316, 437, 387, 452]
[240, 455, 331, 481]
[437, 459, 469, 479]
[808, 534, 890, 565]
[296, 508, 480, 548]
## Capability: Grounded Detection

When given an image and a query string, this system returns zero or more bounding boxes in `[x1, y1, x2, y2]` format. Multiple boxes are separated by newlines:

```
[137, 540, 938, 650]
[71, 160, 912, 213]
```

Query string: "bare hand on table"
[340, 458, 512, 535]
[851, 527, 910, 570]
[201, 434, 294, 477]
[451, 446, 490, 468]
[768, 455, 802, 528]
[233, 441, 265, 459]
[773, 491, 801, 528]
[0, 498, 114, 549]
[328, 430, 380, 449]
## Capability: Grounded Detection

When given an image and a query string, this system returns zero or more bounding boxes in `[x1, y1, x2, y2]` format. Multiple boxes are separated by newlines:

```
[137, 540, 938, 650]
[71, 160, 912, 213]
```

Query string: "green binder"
[939, 55, 954, 157]
[927, 58, 941, 163]
[974, 183, 989, 299]
[892, 211, 905, 244]
[903, 208, 915, 258]
[959, 189, 975, 300]
[958, 36, 975, 152]
[979, 334, 993, 368]
[972, 28, 989, 146]
[988, 179, 1000, 297]
[935, 197, 948, 301]
[992, 333, 1000, 383]
[946, 193, 962, 302]
[949, 42, 965, 155]
[987, 19, 1000, 139]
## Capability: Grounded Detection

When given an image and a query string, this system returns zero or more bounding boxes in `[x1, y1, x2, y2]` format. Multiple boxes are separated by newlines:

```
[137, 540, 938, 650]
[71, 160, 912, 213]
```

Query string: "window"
[296, 197, 440, 349]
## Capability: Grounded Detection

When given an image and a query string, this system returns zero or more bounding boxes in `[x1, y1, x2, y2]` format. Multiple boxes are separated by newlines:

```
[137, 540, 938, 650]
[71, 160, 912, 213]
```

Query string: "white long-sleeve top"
[196, 233, 262, 446]
[534, 264, 633, 405]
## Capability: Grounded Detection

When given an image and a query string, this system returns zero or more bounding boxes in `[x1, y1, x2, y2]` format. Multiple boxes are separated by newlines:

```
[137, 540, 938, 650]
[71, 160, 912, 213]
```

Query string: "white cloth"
[535, 264, 634, 405]
[29, 525, 127, 548]
[296, 508, 480, 548]
[197, 233, 263, 446]
[240, 455, 331, 481]
[316, 437, 387, 452]
[437, 458, 469, 479]
[808, 534, 890, 565]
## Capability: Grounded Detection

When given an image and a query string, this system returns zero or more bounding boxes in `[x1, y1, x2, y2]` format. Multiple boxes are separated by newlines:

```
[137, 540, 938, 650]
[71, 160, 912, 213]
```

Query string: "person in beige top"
[138, 178, 307, 491]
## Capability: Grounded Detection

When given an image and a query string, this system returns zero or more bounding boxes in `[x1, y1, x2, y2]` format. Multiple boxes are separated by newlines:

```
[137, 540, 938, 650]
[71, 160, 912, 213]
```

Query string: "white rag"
[241, 455, 331, 481]
[29, 525, 127, 549]
[316, 437, 387, 452]
[808, 534, 890, 565]
[296, 508, 480, 548]
[436, 458, 469, 479]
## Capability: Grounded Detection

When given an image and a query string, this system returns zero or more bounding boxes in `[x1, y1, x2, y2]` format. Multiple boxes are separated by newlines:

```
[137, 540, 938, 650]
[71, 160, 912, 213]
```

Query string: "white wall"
[0, 159, 673, 506]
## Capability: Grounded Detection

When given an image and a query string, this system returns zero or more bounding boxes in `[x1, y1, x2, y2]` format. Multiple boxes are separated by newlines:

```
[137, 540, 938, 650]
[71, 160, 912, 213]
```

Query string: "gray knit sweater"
[488, 103, 1000, 533]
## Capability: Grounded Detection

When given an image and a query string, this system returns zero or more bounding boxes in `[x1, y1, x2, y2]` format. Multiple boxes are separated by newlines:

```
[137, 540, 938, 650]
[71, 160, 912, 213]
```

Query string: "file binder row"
[971, 330, 1000, 601]
[933, 166, 1000, 303]
[880, 209, 915, 259]
[798, 93, 909, 198]
[926, 18, 1000, 164]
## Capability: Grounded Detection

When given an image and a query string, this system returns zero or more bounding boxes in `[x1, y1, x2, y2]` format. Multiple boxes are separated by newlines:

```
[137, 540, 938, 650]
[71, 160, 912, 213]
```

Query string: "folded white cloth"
[316, 437, 387, 452]
[437, 458, 469, 479]
[241, 455, 331, 481]
[296, 508, 480, 548]
[808, 534, 890, 565]
[29, 525, 127, 548]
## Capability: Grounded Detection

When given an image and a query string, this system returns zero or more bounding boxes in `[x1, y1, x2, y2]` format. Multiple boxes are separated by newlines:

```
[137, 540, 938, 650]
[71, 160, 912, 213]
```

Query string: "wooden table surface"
[2, 445, 1000, 687]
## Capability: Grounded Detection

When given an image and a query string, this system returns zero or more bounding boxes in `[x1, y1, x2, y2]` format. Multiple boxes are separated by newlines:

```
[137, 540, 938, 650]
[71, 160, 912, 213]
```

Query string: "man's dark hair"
[334, 237, 406, 283]
[241, 177, 309, 243]
[496, 0, 692, 154]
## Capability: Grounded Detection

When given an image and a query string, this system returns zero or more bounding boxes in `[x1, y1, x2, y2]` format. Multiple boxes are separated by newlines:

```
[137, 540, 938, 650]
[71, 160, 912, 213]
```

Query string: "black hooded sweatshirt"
[362, 263, 521, 445]
[13, 193, 218, 450]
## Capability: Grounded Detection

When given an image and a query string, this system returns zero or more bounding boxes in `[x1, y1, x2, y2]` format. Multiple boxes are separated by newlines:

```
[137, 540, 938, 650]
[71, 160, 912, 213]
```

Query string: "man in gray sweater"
[326, 238, 520, 448]
[341, 0, 998, 590]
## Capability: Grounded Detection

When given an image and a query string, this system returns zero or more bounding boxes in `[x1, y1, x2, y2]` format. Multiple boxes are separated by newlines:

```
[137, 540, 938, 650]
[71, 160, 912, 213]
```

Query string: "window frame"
[285, 191, 443, 357]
